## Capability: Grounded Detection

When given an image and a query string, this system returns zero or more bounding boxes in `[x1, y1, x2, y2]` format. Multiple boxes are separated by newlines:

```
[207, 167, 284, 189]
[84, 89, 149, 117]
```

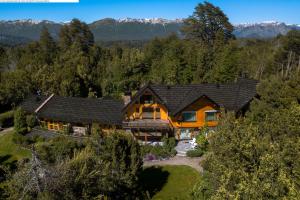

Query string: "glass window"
[182, 111, 196, 122]
[205, 111, 217, 122]
[140, 95, 153, 104]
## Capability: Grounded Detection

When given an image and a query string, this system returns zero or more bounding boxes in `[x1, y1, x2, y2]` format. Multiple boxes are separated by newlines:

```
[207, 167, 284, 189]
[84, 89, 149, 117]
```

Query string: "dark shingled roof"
[21, 95, 124, 126]
[20, 95, 49, 113]
[124, 78, 258, 116]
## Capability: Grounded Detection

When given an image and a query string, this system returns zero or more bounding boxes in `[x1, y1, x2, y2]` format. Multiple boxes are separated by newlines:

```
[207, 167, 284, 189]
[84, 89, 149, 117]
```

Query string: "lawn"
[0, 132, 31, 164]
[140, 165, 201, 200]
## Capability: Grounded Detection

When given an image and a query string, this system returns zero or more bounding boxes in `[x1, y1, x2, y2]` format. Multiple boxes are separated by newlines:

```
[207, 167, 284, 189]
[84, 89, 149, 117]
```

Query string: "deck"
[122, 119, 170, 129]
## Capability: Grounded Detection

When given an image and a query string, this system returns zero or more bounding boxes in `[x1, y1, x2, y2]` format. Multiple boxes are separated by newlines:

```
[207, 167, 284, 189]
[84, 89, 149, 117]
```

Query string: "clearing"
[140, 165, 201, 200]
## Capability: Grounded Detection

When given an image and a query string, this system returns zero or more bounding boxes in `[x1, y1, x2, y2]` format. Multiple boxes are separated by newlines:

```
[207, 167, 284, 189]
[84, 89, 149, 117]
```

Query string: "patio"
[175, 140, 195, 156]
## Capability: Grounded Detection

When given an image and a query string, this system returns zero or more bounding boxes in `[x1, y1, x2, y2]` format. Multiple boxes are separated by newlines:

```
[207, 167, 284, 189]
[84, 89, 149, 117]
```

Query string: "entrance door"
[180, 129, 191, 140]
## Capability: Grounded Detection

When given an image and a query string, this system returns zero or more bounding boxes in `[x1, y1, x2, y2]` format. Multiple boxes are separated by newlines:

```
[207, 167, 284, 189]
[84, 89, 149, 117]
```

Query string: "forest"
[0, 1, 299, 199]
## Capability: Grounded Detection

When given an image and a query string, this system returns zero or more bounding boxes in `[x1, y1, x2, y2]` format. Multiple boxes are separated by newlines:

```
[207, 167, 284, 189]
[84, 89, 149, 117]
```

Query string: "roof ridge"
[233, 83, 242, 111]
[34, 94, 55, 113]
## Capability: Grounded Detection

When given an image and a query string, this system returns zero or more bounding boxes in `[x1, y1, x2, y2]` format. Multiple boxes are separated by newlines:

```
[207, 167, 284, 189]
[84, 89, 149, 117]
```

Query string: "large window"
[182, 111, 196, 122]
[205, 110, 218, 122]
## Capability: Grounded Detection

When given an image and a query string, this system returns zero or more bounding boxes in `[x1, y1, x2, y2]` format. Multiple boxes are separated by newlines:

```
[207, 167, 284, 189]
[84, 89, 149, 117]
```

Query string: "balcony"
[123, 119, 170, 129]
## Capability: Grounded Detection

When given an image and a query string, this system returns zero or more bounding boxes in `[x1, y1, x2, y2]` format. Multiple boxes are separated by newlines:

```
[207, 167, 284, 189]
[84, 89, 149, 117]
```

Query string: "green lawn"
[0, 132, 31, 164]
[140, 165, 201, 200]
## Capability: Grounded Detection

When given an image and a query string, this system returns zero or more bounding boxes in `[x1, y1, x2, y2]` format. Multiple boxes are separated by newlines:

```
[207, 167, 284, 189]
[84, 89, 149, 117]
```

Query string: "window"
[140, 95, 153, 104]
[205, 110, 217, 122]
[142, 107, 154, 112]
[182, 111, 196, 122]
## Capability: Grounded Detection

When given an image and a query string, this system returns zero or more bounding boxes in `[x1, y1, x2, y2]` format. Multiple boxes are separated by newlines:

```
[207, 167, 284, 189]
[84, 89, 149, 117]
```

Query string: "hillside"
[0, 18, 299, 45]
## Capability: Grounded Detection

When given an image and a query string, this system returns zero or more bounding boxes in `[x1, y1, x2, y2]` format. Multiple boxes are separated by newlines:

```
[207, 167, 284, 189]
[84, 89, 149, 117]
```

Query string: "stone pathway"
[143, 156, 204, 172]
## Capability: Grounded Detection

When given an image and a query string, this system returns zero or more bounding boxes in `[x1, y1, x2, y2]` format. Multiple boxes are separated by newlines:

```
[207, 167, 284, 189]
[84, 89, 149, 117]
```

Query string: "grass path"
[140, 165, 201, 200]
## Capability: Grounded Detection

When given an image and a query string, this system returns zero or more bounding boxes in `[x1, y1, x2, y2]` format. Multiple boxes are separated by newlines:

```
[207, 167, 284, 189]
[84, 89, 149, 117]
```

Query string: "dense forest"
[0, 1, 300, 199]
[0, 3, 299, 111]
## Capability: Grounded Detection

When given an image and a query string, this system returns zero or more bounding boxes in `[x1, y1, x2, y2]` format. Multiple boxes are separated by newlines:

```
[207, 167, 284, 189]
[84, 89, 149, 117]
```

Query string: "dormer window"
[205, 110, 218, 122]
[182, 111, 197, 122]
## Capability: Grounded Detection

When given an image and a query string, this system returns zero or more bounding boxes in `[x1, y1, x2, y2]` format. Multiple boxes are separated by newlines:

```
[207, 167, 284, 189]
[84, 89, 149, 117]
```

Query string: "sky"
[0, 0, 299, 24]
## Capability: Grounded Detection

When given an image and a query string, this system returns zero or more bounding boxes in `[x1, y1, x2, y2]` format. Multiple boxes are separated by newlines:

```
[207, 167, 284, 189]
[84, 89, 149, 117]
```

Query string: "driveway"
[143, 156, 204, 172]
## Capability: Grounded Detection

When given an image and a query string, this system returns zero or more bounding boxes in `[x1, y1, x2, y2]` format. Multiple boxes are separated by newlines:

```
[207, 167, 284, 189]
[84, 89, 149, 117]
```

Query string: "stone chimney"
[122, 91, 132, 105]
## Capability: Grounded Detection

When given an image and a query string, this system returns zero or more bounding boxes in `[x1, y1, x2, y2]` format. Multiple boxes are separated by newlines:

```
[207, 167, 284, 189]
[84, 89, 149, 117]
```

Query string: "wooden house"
[21, 95, 123, 136]
[122, 78, 258, 141]
[21, 78, 257, 140]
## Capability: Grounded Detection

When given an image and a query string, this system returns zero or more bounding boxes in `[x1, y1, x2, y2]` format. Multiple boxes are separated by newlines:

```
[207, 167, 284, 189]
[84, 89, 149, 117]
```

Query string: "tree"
[183, 1, 234, 46]
[274, 30, 300, 77]
[59, 19, 94, 53]
[14, 107, 27, 135]
[192, 74, 300, 199]
[39, 26, 57, 65]
[4, 132, 143, 199]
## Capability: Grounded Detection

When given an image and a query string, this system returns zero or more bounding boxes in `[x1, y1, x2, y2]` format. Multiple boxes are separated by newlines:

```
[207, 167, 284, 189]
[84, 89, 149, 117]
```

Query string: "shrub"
[162, 136, 176, 152]
[36, 136, 85, 164]
[186, 148, 204, 157]
[91, 123, 104, 137]
[14, 108, 27, 135]
[61, 123, 72, 135]
[141, 137, 177, 159]
[196, 133, 209, 151]
[0, 110, 14, 128]
[12, 133, 31, 146]
[26, 115, 36, 129]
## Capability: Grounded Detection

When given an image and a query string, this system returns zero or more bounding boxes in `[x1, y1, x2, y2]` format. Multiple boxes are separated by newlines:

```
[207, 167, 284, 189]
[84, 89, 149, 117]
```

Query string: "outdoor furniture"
[189, 138, 197, 149]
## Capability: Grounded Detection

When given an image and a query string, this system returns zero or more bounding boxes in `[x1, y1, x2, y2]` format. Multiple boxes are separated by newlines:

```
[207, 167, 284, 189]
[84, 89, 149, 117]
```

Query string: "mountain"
[233, 21, 300, 38]
[89, 18, 183, 42]
[0, 18, 299, 45]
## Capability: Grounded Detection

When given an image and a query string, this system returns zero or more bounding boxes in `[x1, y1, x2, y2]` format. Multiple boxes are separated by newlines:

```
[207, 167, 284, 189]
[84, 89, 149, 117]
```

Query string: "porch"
[123, 119, 170, 129]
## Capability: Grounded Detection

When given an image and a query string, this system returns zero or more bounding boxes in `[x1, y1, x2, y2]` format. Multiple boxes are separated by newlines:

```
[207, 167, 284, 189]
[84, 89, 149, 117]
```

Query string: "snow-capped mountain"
[0, 18, 299, 45]
[117, 17, 184, 24]
[233, 21, 300, 38]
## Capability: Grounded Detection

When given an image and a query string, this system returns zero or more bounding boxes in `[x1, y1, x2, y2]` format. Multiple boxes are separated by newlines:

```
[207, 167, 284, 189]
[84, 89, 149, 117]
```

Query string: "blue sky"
[0, 0, 299, 24]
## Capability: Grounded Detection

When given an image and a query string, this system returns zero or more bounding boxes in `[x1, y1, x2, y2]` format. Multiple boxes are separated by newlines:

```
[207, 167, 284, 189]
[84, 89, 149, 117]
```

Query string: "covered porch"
[123, 119, 173, 142]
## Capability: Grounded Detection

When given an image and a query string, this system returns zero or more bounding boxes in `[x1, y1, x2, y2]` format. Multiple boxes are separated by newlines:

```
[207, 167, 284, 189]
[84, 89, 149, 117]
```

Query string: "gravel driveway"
[143, 156, 204, 172]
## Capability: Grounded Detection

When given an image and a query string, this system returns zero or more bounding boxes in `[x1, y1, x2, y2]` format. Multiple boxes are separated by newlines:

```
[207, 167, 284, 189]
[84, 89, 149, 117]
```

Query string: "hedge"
[186, 148, 204, 157]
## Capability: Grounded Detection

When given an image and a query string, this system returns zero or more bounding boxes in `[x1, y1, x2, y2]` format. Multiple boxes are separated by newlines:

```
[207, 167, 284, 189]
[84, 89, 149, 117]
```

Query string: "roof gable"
[122, 84, 169, 113]
[137, 79, 258, 115]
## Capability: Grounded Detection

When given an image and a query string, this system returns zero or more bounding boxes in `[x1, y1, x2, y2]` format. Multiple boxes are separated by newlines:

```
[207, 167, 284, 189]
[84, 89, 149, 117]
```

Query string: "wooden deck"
[122, 119, 170, 129]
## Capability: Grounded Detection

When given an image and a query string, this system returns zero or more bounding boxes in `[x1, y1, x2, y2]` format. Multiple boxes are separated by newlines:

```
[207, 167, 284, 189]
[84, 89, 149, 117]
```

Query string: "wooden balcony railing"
[123, 119, 170, 129]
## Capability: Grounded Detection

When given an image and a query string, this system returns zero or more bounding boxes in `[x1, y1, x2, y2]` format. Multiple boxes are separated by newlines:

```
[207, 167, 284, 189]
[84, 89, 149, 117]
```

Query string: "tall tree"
[39, 26, 56, 65]
[183, 1, 234, 46]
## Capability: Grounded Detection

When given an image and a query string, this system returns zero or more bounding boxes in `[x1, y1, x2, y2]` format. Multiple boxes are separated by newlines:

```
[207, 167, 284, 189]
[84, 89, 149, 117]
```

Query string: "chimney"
[122, 91, 132, 105]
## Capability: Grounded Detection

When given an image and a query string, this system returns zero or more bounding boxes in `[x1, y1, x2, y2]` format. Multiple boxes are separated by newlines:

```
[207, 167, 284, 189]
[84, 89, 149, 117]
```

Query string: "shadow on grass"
[0, 155, 12, 164]
[139, 166, 169, 198]
[0, 155, 18, 170]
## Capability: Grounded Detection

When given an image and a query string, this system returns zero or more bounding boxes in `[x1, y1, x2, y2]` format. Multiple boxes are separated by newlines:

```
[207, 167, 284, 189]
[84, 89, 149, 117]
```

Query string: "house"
[122, 78, 258, 141]
[21, 78, 257, 139]
[21, 95, 123, 136]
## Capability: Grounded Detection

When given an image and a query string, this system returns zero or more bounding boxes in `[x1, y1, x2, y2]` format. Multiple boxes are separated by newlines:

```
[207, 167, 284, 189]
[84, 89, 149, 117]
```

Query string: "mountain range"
[0, 18, 299, 45]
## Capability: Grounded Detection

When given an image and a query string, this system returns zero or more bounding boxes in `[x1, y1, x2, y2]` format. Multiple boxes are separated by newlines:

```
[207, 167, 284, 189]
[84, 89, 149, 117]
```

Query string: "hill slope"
[0, 19, 299, 45]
